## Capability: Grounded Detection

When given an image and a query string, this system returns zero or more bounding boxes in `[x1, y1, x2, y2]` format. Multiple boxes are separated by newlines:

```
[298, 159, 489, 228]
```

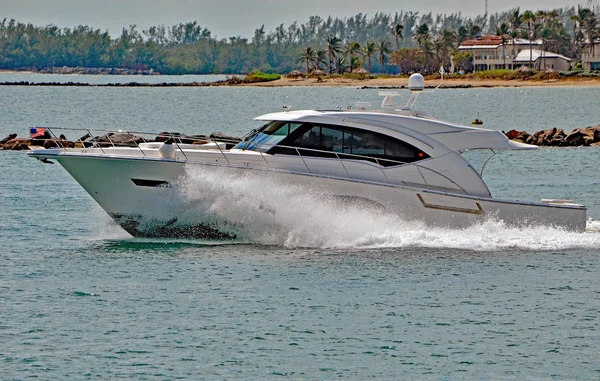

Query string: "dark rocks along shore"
[0, 131, 241, 151]
[505, 125, 600, 147]
[2, 126, 599, 151]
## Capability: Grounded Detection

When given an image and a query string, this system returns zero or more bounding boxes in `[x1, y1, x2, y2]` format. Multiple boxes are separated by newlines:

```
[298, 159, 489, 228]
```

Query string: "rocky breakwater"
[0, 130, 241, 151]
[505, 125, 600, 147]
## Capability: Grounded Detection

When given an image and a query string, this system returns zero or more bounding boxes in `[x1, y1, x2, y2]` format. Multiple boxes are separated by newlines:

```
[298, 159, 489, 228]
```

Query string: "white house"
[582, 42, 600, 71]
[458, 35, 543, 71]
[513, 49, 571, 71]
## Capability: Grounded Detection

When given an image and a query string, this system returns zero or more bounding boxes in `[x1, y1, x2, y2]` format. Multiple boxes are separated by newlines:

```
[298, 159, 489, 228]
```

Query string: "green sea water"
[1, 80, 600, 379]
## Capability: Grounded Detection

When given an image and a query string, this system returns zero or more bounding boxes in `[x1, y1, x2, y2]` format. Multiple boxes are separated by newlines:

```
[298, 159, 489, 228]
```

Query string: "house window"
[591, 62, 600, 70]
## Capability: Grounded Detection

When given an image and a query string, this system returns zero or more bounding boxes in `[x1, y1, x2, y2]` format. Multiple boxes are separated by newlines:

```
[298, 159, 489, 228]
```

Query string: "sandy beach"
[244, 75, 600, 88]
[1, 68, 599, 88]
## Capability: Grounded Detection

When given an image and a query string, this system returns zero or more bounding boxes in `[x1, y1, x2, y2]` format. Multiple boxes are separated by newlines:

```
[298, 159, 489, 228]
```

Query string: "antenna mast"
[485, 0, 488, 15]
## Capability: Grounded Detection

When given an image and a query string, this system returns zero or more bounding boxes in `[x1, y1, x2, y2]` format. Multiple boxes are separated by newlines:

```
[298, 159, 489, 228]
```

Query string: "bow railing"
[32, 126, 467, 193]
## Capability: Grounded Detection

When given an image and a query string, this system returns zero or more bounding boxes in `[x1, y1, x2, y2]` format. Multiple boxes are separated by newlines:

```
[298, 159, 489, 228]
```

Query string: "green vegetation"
[244, 72, 281, 82]
[469, 69, 528, 80]
[0, 4, 598, 76]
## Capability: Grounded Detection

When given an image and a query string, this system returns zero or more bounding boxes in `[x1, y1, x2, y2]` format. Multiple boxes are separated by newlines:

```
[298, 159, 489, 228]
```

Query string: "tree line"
[0, 5, 598, 75]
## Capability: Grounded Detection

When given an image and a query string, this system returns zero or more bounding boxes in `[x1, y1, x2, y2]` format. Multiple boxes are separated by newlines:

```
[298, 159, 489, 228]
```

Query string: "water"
[0, 73, 227, 85]
[1, 81, 600, 379]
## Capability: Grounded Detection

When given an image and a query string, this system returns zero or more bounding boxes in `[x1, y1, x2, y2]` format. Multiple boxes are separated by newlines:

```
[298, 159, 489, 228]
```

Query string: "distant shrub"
[244, 71, 281, 82]
[330, 73, 373, 80]
[559, 70, 600, 78]
[470, 69, 525, 80]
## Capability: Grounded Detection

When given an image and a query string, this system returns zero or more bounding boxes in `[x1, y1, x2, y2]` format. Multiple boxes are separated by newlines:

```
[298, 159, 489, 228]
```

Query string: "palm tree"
[413, 23, 430, 48]
[509, 7, 523, 32]
[325, 35, 342, 74]
[496, 22, 510, 69]
[298, 46, 316, 73]
[392, 24, 404, 49]
[315, 50, 327, 70]
[349, 56, 361, 72]
[570, 12, 582, 58]
[457, 26, 468, 42]
[344, 41, 362, 64]
[421, 38, 434, 73]
[362, 41, 377, 73]
[465, 21, 482, 40]
[334, 57, 347, 74]
[581, 11, 599, 58]
[522, 10, 536, 68]
[376, 39, 391, 74]
[438, 29, 457, 70]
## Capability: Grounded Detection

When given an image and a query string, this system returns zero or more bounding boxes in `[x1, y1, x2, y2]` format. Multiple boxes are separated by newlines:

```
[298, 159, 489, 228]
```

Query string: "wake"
[147, 166, 600, 251]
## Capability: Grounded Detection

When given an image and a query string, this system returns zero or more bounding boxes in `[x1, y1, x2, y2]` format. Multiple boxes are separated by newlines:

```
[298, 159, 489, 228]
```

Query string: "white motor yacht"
[28, 74, 587, 238]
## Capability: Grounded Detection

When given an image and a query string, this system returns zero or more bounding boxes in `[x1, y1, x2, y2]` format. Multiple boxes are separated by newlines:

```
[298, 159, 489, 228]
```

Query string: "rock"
[515, 131, 532, 144]
[155, 132, 182, 142]
[209, 132, 241, 149]
[564, 128, 594, 146]
[550, 129, 566, 146]
[95, 132, 144, 147]
[505, 130, 521, 140]
[182, 135, 209, 144]
[584, 125, 600, 143]
[209, 132, 241, 143]
[154, 132, 209, 144]
[0, 133, 17, 145]
[533, 128, 565, 146]
[532, 128, 551, 145]
[43, 138, 75, 149]
[2, 138, 31, 150]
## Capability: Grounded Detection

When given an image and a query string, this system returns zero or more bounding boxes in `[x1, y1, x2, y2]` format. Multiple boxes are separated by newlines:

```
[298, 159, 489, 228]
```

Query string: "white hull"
[49, 153, 587, 238]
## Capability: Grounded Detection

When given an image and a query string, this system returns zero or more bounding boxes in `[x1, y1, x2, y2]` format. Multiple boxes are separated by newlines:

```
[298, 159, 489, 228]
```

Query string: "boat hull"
[42, 153, 587, 238]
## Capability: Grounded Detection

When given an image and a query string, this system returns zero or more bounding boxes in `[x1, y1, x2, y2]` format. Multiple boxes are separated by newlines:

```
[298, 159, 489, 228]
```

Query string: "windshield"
[234, 121, 302, 152]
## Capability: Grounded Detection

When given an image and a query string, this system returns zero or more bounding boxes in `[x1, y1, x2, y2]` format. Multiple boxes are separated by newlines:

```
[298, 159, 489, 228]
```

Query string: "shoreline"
[0, 77, 599, 88]
[242, 76, 600, 88]
[1, 69, 600, 88]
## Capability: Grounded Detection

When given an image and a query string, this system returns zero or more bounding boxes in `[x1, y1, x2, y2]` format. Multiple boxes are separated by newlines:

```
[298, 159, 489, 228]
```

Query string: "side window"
[272, 123, 428, 166]
[296, 126, 321, 150]
[385, 138, 418, 158]
[347, 131, 385, 156]
[321, 127, 344, 152]
[267, 122, 302, 136]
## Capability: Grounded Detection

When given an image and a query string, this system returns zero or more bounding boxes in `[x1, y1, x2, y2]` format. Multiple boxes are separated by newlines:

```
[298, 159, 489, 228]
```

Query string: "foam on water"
[170, 166, 600, 251]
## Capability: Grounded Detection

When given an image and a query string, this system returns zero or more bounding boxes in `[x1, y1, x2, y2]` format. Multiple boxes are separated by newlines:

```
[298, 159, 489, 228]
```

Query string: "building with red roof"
[458, 35, 542, 71]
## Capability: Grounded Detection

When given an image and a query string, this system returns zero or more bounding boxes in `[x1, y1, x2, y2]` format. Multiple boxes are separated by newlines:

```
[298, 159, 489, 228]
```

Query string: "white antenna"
[377, 69, 443, 111]
[485, 0, 488, 15]
[378, 90, 401, 108]
[433, 66, 444, 91]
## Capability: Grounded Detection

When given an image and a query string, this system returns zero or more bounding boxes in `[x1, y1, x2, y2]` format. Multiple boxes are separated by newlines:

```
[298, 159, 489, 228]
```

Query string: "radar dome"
[408, 73, 425, 91]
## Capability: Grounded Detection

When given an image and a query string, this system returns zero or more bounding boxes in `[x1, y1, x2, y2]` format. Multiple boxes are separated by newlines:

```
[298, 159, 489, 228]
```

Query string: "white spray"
[171, 166, 600, 251]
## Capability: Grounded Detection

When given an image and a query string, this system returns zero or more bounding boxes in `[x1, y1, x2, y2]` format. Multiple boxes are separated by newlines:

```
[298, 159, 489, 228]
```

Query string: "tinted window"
[271, 123, 428, 166]
[235, 122, 302, 151]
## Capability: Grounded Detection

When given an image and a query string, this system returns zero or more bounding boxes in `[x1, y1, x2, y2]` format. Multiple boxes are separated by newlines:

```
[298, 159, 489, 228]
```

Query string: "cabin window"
[235, 121, 302, 151]
[266, 121, 302, 136]
[271, 123, 429, 166]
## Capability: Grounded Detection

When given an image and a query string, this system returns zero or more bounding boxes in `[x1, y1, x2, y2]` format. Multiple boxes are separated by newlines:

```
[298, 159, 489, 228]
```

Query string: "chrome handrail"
[33, 126, 467, 193]
[241, 141, 467, 193]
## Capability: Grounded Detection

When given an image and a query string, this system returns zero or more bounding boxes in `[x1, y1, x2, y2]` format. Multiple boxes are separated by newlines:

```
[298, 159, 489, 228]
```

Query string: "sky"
[1, 0, 597, 39]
